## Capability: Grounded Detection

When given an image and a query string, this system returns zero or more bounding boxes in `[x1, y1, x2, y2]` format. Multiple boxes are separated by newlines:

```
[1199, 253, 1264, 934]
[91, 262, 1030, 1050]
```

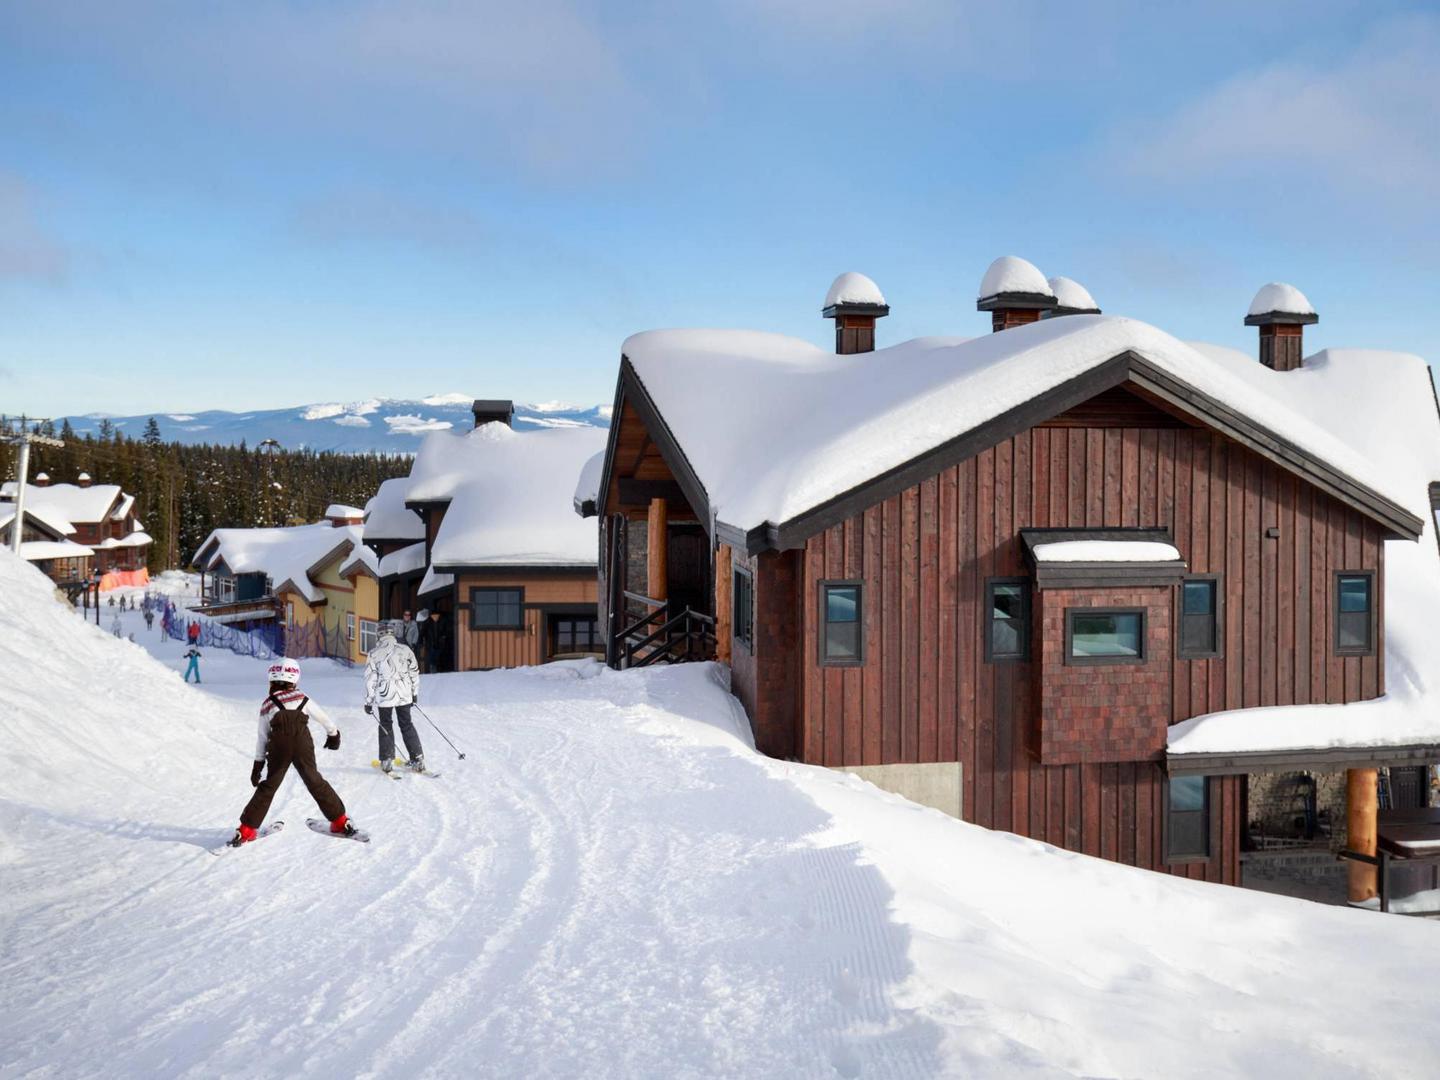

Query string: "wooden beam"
[715, 542, 733, 664]
[647, 497, 668, 602]
[1346, 767, 1378, 902]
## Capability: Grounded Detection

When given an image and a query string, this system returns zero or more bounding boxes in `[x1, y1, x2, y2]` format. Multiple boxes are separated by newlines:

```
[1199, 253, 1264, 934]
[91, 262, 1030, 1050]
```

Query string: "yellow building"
[339, 545, 381, 664]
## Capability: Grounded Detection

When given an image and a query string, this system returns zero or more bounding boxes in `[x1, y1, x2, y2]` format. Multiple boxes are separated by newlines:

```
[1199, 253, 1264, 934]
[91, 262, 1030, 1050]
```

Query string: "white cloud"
[333, 415, 372, 428]
[1120, 15, 1440, 202]
[384, 413, 453, 435]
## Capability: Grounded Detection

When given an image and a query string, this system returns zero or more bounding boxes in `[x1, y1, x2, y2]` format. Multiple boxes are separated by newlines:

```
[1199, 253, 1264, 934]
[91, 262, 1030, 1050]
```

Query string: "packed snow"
[1248, 281, 1316, 317]
[403, 423, 604, 568]
[1047, 275, 1100, 313]
[3, 549, 1440, 1078]
[363, 477, 426, 542]
[977, 255, 1053, 300]
[1030, 540, 1182, 563]
[823, 271, 886, 308]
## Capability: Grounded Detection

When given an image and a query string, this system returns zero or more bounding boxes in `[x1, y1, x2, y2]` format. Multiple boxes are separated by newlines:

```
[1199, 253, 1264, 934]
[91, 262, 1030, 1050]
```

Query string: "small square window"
[985, 578, 1031, 662]
[1066, 609, 1145, 664]
[819, 581, 863, 665]
[471, 587, 525, 630]
[1334, 572, 1375, 656]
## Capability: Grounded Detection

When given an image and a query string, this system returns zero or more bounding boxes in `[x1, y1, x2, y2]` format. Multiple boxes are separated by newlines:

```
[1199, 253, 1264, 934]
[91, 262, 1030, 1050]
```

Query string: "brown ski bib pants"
[241, 711, 345, 829]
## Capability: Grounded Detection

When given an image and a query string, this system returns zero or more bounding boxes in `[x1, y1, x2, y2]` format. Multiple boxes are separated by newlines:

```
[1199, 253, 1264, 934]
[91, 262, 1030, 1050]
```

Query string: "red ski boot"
[227, 823, 258, 848]
[329, 814, 358, 838]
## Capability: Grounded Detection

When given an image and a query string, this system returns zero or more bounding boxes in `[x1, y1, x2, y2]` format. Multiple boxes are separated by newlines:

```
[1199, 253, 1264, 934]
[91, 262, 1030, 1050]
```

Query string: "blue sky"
[2, 1, 1438, 417]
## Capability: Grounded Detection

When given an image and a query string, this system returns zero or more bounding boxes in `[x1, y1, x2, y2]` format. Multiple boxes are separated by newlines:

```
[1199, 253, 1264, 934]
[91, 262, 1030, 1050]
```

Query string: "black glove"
[250, 761, 264, 787]
[324, 731, 341, 751]
[412, 695, 419, 707]
[363, 704, 373, 715]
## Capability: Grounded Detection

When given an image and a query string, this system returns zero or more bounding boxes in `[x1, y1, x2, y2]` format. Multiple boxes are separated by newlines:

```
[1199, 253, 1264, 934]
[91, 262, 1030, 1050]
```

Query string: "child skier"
[183, 644, 202, 683]
[229, 658, 358, 846]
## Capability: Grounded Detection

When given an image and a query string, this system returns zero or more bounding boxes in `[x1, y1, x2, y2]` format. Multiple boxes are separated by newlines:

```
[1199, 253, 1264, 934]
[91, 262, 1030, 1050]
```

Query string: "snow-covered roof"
[110, 493, 135, 521]
[1248, 282, 1315, 318]
[573, 450, 604, 514]
[1047, 276, 1100, 313]
[0, 504, 76, 539]
[418, 566, 454, 597]
[362, 478, 424, 541]
[1031, 540, 1182, 563]
[20, 539, 94, 561]
[96, 531, 153, 550]
[1168, 345, 1440, 757]
[0, 481, 124, 525]
[193, 522, 361, 604]
[404, 423, 604, 568]
[339, 544, 379, 580]
[977, 256, 1053, 301]
[377, 541, 427, 578]
[325, 503, 364, 519]
[823, 272, 886, 309]
[623, 316, 1419, 537]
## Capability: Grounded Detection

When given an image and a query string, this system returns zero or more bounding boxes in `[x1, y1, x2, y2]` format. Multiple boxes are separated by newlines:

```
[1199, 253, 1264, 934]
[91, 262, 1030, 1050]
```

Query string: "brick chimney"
[1044, 276, 1101, 318]
[822, 272, 890, 354]
[77, 472, 92, 488]
[977, 256, 1057, 332]
[33, 472, 50, 487]
[1244, 283, 1317, 372]
[471, 400, 514, 429]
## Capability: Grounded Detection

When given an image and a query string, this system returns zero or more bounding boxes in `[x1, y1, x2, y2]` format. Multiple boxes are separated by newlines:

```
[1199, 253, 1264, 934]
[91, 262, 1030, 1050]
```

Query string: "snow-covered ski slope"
[2, 550, 1438, 1079]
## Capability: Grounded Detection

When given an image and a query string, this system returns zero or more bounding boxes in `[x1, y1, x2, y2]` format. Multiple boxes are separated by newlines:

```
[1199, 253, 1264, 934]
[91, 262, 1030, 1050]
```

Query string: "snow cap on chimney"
[976, 256, 1057, 332]
[471, 400, 514, 429]
[33, 472, 50, 487]
[1244, 283, 1317, 372]
[822, 272, 890, 354]
[77, 472, 92, 488]
[1045, 276, 1101, 317]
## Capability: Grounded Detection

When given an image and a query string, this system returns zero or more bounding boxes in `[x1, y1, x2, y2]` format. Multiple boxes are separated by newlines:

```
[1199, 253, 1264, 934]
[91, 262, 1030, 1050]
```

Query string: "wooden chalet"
[0, 502, 94, 584]
[585, 260, 1440, 901]
[362, 400, 606, 671]
[1, 471, 151, 584]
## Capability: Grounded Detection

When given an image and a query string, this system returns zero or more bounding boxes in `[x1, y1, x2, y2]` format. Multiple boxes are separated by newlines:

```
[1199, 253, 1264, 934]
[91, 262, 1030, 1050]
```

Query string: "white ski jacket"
[254, 689, 339, 762]
[364, 636, 420, 707]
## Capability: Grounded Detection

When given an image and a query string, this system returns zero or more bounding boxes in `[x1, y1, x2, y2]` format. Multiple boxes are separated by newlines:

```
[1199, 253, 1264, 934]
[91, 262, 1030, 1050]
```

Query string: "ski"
[370, 760, 403, 779]
[208, 820, 284, 856]
[306, 818, 370, 843]
[369, 760, 440, 779]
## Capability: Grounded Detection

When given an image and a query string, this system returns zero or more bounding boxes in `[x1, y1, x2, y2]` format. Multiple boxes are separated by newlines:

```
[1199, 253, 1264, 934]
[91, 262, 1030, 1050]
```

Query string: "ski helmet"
[267, 657, 302, 686]
[378, 620, 398, 639]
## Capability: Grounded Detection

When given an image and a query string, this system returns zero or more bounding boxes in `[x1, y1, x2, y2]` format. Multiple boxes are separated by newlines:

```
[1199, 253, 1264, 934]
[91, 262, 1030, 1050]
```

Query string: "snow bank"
[823, 271, 885, 308]
[977, 255, 1052, 300]
[1248, 281, 1315, 317]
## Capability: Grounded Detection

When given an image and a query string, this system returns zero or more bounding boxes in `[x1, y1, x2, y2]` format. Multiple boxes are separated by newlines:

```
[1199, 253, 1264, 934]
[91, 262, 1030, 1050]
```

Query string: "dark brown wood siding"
[789, 426, 1386, 885]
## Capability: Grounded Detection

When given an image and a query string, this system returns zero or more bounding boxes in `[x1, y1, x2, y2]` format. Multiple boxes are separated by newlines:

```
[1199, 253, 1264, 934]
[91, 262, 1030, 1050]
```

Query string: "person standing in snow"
[110, 612, 123, 637]
[399, 610, 420, 650]
[183, 644, 202, 683]
[363, 621, 426, 774]
[229, 658, 357, 846]
[144, 609, 154, 632]
[188, 620, 201, 646]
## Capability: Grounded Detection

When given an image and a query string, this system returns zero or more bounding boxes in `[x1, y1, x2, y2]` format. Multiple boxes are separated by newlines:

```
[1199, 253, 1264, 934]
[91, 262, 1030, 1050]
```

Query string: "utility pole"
[2, 416, 65, 556]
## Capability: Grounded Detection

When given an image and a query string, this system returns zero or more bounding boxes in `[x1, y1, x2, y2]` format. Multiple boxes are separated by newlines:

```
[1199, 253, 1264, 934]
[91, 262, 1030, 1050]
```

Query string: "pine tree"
[143, 417, 162, 446]
[97, 418, 115, 440]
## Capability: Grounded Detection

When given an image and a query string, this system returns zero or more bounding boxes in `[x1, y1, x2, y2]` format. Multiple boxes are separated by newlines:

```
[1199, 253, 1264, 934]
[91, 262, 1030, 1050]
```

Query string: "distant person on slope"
[144, 609, 154, 632]
[363, 621, 426, 774]
[229, 658, 357, 846]
[183, 644, 202, 683]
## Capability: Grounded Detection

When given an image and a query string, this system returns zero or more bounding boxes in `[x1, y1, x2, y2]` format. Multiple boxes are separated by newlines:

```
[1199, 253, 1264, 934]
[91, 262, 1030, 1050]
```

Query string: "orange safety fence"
[99, 568, 151, 591]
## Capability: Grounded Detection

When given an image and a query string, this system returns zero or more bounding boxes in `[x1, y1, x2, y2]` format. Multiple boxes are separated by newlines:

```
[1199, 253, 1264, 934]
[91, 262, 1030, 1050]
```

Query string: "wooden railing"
[614, 591, 717, 669]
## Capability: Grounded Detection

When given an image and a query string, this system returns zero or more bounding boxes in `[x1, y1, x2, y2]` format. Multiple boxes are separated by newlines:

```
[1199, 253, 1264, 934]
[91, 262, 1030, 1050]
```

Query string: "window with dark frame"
[470, 587, 525, 630]
[551, 616, 601, 654]
[732, 567, 754, 651]
[819, 581, 863, 665]
[1066, 608, 1146, 664]
[1178, 576, 1221, 659]
[986, 578, 1030, 662]
[1335, 572, 1375, 656]
[1166, 775, 1210, 860]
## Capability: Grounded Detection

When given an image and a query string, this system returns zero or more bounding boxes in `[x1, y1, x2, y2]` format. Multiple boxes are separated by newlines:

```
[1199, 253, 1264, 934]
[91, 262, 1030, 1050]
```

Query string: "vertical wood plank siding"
[454, 573, 598, 672]
[790, 427, 1384, 885]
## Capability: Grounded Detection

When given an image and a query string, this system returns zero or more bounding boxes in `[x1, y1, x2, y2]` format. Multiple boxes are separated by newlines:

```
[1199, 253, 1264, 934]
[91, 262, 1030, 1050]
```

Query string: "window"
[359, 618, 379, 655]
[1166, 775, 1210, 860]
[213, 575, 237, 604]
[345, 612, 355, 641]
[732, 567, 754, 651]
[819, 581, 863, 665]
[1066, 609, 1145, 664]
[1178, 576, 1221, 659]
[551, 616, 602, 655]
[985, 578, 1031, 662]
[285, 600, 295, 626]
[471, 587, 524, 630]
[1335, 572, 1375, 656]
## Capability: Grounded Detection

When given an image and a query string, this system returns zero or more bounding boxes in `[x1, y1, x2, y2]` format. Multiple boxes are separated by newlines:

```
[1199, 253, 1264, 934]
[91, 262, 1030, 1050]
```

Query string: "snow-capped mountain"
[58, 395, 610, 453]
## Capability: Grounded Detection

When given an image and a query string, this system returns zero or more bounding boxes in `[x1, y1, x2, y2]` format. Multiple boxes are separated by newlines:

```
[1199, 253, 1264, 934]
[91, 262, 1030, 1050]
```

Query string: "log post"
[647, 497, 668, 603]
[1346, 767, 1379, 903]
[715, 542, 733, 664]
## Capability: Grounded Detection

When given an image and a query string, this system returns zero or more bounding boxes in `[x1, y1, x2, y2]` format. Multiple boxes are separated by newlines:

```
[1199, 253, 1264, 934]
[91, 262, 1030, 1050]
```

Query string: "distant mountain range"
[59, 395, 611, 454]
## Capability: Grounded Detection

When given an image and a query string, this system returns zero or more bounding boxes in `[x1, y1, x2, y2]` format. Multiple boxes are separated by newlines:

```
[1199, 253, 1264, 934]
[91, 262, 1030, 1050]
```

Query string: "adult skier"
[229, 658, 357, 846]
[182, 644, 202, 683]
[363, 621, 426, 774]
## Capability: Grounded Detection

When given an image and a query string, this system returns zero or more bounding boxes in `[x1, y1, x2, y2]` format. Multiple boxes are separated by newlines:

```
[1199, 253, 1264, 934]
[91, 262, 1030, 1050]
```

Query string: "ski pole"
[364, 708, 411, 766]
[412, 703, 466, 760]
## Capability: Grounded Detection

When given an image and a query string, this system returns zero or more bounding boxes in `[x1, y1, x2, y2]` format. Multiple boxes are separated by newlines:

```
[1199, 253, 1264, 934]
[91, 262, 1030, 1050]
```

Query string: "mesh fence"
[157, 597, 353, 666]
